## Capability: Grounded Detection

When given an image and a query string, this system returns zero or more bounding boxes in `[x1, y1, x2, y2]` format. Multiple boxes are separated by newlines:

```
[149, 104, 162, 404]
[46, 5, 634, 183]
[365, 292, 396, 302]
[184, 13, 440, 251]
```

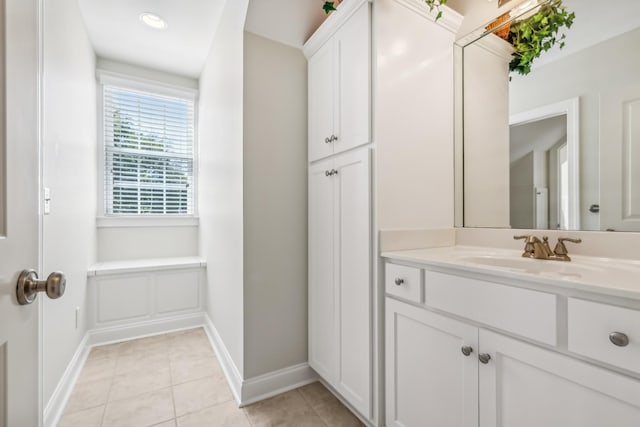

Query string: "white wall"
[95, 58, 198, 90]
[510, 27, 640, 230]
[42, 0, 96, 405]
[242, 32, 308, 378]
[510, 153, 534, 229]
[97, 226, 199, 261]
[198, 0, 249, 377]
[375, 0, 458, 230]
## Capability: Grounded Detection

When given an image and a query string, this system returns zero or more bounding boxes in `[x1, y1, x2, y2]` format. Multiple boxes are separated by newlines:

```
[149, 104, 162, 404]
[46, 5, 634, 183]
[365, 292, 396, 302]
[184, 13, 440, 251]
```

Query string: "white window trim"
[97, 70, 200, 225]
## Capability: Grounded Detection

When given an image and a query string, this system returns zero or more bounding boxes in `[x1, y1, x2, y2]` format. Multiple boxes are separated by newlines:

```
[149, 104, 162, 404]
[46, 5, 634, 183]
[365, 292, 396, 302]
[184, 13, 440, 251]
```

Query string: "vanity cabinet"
[307, 0, 370, 162]
[309, 147, 371, 417]
[385, 261, 640, 427]
[385, 298, 478, 427]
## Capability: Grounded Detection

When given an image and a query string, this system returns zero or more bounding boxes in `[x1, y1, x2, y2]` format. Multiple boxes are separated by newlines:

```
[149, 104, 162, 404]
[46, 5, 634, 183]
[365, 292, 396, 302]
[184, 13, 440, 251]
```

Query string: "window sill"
[96, 216, 199, 228]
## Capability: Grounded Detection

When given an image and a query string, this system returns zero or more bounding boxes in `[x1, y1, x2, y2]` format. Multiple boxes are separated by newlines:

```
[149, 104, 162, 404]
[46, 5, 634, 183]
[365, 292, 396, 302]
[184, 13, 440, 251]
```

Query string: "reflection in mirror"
[458, 0, 640, 231]
[0, 0, 5, 238]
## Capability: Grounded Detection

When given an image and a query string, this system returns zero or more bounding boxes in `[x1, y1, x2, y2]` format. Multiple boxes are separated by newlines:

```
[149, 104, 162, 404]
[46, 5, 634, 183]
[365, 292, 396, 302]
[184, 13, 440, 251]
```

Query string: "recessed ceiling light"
[139, 12, 167, 30]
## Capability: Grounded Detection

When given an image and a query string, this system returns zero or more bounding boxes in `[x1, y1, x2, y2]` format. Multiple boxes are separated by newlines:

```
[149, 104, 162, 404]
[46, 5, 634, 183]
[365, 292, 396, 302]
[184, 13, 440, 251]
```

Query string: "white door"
[386, 298, 479, 427]
[335, 1, 370, 155]
[479, 329, 640, 427]
[600, 84, 640, 231]
[308, 40, 335, 162]
[335, 148, 370, 417]
[0, 0, 42, 425]
[308, 158, 337, 382]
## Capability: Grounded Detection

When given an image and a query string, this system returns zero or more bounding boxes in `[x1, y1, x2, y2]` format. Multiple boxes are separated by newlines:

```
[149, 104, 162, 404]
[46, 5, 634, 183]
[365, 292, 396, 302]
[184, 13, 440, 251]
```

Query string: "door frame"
[36, 0, 45, 423]
[509, 97, 580, 230]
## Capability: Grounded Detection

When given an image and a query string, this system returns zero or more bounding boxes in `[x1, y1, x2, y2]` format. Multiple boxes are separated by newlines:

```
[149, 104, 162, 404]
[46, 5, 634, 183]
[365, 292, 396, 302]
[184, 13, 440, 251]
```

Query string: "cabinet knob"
[461, 346, 473, 356]
[324, 137, 330, 144]
[478, 353, 491, 364]
[331, 134, 338, 142]
[609, 332, 629, 347]
[394, 278, 404, 286]
[325, 170, 331, 177]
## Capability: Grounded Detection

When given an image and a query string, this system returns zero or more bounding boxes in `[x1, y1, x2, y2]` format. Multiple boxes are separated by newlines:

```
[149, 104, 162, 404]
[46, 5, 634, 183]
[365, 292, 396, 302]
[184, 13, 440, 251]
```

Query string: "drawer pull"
[479, 353, 491, 364]
[609, 332, 630, 347]
[461, 346, 473, 356]
[394, 278, 404, 286]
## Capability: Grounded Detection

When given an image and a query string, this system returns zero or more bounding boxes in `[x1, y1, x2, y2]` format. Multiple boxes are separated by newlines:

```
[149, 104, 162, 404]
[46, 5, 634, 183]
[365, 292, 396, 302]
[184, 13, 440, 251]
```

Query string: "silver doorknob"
[479, 353, 491, 364]
[609, 332, 629, 347]
[461, 346, 473, 356]
[16, 269, 66, 305]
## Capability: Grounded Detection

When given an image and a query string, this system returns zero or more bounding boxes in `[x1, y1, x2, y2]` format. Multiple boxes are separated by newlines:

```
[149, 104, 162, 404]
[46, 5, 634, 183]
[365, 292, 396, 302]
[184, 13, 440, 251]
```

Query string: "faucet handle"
[514, 235, 540, 258]
[553, 237, 582, 259]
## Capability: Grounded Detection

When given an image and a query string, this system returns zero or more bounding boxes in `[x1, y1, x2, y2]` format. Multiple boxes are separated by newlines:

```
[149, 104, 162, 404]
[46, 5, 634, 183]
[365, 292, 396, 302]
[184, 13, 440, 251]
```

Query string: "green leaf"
[323, 1, 336, 14]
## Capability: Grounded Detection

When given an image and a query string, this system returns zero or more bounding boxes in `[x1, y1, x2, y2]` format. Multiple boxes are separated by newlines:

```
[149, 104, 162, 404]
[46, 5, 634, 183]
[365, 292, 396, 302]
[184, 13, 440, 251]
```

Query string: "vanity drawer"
[568, 298, 640, 374]
[385, 263, 422, 303]
[424, 270, 557, 345]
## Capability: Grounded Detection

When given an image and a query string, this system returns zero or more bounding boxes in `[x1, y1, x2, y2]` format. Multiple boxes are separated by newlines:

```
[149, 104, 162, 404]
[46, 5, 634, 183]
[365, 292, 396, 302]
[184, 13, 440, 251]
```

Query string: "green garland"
[507, 0, 575, 75]
[424, 0, 448, 21]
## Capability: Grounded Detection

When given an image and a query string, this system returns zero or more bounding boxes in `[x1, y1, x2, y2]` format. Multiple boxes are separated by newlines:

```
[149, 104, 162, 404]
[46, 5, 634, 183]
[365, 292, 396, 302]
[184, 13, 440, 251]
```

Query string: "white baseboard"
[47, 312, 313, 427]
[44, 334, 91, 427]
[202, 314, 316, 407]
[87, 312, 206, 347]
[45, 312, 206, 427]
[202, 315, 243, 404]
[240, 363, 318, 407]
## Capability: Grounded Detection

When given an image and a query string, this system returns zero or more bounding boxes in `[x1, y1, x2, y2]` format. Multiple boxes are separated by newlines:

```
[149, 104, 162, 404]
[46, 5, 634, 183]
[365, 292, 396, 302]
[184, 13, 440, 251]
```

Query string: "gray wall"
[242, 32, 308, 378]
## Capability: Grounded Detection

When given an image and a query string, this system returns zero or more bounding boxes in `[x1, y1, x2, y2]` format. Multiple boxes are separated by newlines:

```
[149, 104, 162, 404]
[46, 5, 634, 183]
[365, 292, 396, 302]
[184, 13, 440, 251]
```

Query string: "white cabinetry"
[307, 0, 370, 162]
[309, 148, 371, 417]
[385, 262, 640, 427]
[385, 298, 478, 427]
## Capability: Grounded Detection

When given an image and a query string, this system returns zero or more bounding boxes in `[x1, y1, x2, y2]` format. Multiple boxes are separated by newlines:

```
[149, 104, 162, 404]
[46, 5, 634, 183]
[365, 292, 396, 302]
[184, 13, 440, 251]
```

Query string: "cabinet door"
[308, 159, 338, 381]
[334, 148, 371, 417]
[479, 329, 640, 427]
[386, 298, 479, 427]
[308, 40, 335, 162]
[334, 2, 371, 155]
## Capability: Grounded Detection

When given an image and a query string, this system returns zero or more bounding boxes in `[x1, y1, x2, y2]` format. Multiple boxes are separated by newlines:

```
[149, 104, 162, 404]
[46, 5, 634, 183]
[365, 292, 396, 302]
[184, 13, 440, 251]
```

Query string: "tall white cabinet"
[305, 0, 373, 421]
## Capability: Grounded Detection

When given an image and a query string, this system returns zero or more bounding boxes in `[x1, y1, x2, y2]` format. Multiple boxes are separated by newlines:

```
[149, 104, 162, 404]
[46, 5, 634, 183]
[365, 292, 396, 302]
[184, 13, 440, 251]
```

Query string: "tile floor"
[58, 328, 364, 427]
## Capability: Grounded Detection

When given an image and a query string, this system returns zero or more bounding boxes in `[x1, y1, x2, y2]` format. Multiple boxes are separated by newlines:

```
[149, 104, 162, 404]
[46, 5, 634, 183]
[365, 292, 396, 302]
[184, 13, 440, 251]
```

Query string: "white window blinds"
[103, 85, 195, 215]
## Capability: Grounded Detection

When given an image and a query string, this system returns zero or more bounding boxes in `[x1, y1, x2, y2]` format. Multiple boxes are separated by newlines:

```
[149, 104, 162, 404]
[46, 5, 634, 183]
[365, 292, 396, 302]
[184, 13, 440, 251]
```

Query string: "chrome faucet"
[514, 235, 582, 261]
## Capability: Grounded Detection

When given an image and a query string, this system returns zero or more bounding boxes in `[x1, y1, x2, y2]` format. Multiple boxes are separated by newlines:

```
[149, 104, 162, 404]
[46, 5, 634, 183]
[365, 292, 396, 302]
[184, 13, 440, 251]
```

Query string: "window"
[102, 80, 195, 216]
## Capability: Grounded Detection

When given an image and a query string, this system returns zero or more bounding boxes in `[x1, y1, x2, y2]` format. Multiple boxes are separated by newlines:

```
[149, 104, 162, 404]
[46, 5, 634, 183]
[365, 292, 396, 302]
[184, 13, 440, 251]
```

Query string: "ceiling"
[77, 0, 227, 78]
[244, 0, 329, 49]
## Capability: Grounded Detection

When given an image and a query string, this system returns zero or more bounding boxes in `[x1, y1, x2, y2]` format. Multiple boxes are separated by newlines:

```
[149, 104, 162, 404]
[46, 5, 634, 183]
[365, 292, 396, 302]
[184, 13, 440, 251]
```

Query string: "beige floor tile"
[115, 349, 170, 376]
[103, 387, 175, 427]
[77, 356, 117, 384]
[170, 355, 222, 385]
[57, 405, 105, 427]
[151, 419, 177, 427]
[177, 401, 250, 427]
[64, 378, 112, 414]
[167, 328, 207, 342]
[244, 390, 326, 427]
[119, 334, 170, 357]
[298, 382, 339, 409]
[109, 366, 172, 401]
[313, 398, 364, 427]
[173, 376, 234, 417]
[87, 342, 124, 361]
[168, 338, 214, 362]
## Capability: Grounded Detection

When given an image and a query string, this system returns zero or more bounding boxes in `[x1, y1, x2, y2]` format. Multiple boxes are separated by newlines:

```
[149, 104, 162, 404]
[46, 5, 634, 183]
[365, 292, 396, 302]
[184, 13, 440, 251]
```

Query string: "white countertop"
[382, 246, 640, 301]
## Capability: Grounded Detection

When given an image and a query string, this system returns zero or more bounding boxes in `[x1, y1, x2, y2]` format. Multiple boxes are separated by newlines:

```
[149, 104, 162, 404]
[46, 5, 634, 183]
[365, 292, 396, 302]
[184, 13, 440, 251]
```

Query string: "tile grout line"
[295, 388, 330, 427]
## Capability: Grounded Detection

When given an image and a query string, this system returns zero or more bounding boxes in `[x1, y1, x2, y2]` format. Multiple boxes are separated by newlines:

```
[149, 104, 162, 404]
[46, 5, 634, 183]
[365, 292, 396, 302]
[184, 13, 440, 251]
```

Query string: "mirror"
[456, 0, 640, 231]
